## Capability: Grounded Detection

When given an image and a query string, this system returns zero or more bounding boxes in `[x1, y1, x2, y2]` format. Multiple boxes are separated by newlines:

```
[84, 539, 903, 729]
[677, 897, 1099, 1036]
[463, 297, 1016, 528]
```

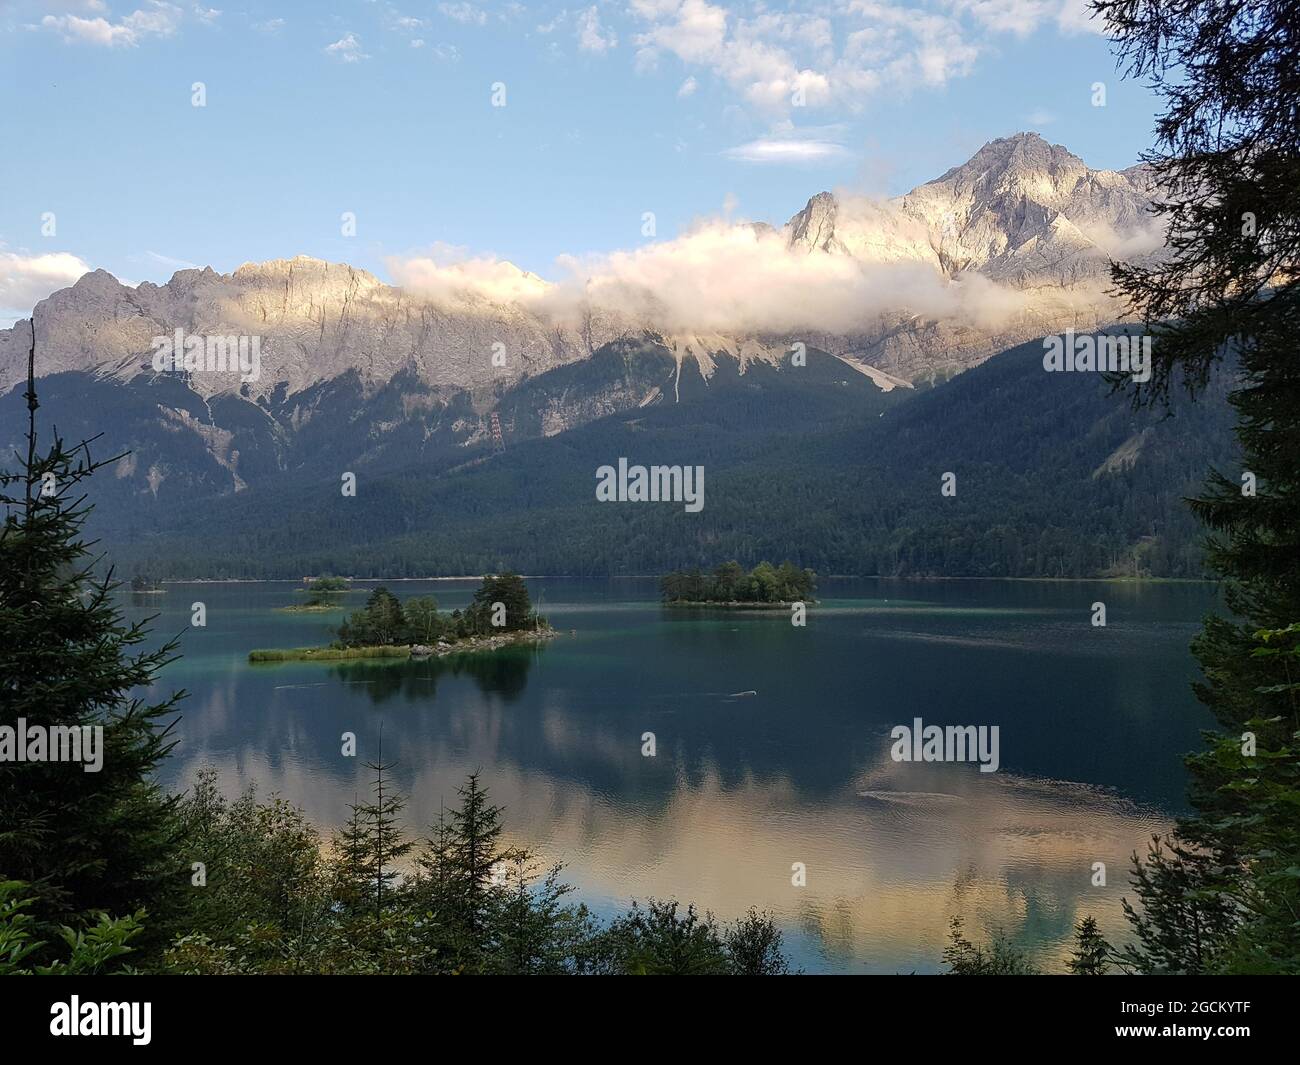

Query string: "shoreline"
[248, 628, 561, 663]
[157, 575, 1219, 586]
[663, 600, 817, 609]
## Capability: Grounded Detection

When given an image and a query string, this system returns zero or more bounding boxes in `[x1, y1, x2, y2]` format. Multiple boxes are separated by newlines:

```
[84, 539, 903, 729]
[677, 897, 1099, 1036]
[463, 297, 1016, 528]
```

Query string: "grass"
[248, 645, 411, 663]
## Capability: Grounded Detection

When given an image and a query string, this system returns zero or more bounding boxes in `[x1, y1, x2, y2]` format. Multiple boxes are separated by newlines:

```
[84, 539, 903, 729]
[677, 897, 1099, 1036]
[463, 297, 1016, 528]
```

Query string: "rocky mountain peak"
[786, 191, 840, 252]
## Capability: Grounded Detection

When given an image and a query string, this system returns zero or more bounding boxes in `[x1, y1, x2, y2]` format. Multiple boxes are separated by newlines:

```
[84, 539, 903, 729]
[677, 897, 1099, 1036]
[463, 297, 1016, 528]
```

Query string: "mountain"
[781, 133, 1155, 382]
[0, 132, 1189, 577]
[1, 132, 1153, 396]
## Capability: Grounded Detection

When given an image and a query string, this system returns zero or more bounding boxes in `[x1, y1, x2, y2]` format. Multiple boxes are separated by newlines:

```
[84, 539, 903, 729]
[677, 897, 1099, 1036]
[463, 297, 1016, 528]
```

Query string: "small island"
[250, 573, 556, 662]
[660, 560, 817, 607]
[275, 575, 353, 613]
[129, 574, 166, 594]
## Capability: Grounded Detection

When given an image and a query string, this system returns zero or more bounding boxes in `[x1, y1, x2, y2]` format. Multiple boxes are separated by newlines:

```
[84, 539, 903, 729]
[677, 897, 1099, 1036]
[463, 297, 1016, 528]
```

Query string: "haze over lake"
[132, 577, 1217, 974]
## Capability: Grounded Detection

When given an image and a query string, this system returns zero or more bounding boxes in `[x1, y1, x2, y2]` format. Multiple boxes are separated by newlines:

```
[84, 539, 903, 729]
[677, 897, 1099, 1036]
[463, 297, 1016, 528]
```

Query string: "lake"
[127, 577, 1219, 974]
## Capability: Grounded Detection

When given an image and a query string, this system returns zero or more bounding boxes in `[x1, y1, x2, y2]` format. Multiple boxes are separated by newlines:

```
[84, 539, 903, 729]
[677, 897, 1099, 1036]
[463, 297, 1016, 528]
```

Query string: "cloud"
[0, 250, 94, 318]
[1055, 0, 1105, 35]
[626, 1, 1102, 117]
[324, 32, 369, 63]
[577, 6, 617, 53]
[253, 17, 285, 34]
[386, 244, 552, 308]
[40, 2, 183, 47]
[947, 0, 1052, 37]
[386, 11, 428, 41]
[945, 0, 1104, 36]
[439, 2, 487, 26]
[1074, 217, 1166, 260]
[386, 206, 1047, 338]
[677, 75, 698, 97]
[724, 135, 849, 164]
[551, 220, 997, 334]
[628, 1, 980, 113]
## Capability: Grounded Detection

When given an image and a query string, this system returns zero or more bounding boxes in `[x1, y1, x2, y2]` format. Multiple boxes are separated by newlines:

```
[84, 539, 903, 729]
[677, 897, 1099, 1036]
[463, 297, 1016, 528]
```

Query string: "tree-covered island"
[276, 575, 353, 613]
[251, 573, 554, 662]
[660, 561, 817, 607]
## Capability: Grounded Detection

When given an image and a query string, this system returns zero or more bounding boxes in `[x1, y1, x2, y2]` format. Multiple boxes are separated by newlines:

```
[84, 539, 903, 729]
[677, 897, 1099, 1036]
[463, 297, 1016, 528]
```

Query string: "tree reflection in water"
[327, 645, 539, 706]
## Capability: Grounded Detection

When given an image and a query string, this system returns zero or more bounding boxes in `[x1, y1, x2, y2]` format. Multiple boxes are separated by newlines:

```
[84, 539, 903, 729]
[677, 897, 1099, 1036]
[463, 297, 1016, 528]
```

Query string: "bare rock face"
[0, 256, 611, 402]
[896, 132, 1154, 283]
[780, 133, 1155, 380]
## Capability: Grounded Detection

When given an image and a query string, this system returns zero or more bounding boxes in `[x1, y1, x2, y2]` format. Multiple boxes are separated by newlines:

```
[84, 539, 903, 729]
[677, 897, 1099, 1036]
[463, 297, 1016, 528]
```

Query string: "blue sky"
[0, 0, 1159, 320]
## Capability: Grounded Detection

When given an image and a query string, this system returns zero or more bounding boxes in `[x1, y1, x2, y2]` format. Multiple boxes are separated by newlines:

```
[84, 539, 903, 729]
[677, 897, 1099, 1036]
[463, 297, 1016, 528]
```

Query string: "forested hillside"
[78, 333, 1235, 579]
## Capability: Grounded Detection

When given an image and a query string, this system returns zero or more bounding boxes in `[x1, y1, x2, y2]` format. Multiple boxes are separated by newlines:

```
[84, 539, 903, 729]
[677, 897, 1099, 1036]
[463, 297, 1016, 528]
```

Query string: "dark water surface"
[128, 577, 1219, 974]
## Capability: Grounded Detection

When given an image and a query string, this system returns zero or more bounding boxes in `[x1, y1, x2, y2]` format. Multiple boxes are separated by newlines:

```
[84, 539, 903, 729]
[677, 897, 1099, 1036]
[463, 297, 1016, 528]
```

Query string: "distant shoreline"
[663, 600, 817, 609]
[153, 575, 1218, 585]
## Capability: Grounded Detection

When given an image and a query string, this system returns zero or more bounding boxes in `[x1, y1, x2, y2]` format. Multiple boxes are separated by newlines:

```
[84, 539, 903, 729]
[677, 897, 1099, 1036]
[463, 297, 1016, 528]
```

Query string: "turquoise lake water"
[127, 576, 1219, 973]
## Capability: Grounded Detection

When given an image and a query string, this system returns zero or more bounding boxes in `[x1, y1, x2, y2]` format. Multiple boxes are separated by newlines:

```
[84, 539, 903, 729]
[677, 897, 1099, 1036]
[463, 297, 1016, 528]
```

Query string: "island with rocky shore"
[250, 574, 557, 662]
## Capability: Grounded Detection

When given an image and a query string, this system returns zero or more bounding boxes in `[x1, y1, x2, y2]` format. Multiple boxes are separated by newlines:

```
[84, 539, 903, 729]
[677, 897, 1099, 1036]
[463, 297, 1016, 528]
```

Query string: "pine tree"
[1066, 915, 1111, 975]
[1096, 0, 1300, 972]
[493, 853, 592, 975]
[0, 325, 185, 957]
[446, 772, 511, 939]
[941, 917, 1039, 975]
[466, 573, 535, 633]
[330, 751, 412, 917]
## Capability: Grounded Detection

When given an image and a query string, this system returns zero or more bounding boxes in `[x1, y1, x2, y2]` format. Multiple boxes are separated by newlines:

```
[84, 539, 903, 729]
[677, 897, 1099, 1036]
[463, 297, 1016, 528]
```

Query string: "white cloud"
[324, 32, 369, 63]
[724, 135, 849, 164]
[0, 250, 94, 318]
[387, 244, 552, 307]
[1056, 0, 1104, 35]
[439, 2, 487, 26]
[946, 0, 1051, 37]
[677, 74, 698, 97]
[557, 219, 1036, 334]
[40, 14, 132, 46]
[387, 11, 427, 39]
[577, 6, 617, 53]
[626, 0, 1100, 117]
[629, 0, 975, 113]
[387, 206, 1044, 337]
[40, 2, 183, 47]
[253, 17, 285, 34]
[947, 0, 1103, 37]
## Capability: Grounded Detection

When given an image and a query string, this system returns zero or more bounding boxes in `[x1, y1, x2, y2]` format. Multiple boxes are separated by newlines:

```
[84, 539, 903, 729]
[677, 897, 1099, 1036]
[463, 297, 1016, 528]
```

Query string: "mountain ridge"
[0, 133, 1165, 527]
[2, 132, 1154, 399]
